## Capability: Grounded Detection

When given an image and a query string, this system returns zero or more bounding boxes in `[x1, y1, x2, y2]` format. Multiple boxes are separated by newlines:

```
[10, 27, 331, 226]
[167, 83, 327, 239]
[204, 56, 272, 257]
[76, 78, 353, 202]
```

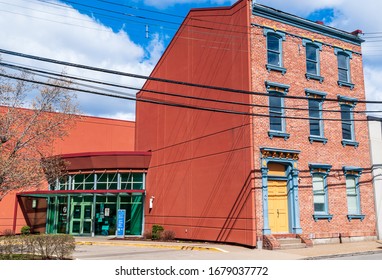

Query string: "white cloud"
[364, 66, 382, 117]
[0, 0, 163, 120]
[99, 112, 136, 121]
[256, 0, 344, 17]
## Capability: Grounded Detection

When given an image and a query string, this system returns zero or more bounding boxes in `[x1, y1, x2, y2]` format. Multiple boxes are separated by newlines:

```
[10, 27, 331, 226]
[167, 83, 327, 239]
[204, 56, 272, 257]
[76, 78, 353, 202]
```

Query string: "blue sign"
[116, 209, 126, 238]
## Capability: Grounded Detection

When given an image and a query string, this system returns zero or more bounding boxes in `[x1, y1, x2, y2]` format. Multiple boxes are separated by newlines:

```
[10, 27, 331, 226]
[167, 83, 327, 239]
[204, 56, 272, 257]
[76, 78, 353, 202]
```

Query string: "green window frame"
[49, 172, 145, 191]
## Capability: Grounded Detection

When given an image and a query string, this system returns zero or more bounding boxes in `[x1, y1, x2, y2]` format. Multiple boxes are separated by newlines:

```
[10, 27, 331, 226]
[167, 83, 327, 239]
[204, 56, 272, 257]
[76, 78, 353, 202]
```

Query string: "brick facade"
[250, 6, 375, 243]
[136, 0, 376, 247]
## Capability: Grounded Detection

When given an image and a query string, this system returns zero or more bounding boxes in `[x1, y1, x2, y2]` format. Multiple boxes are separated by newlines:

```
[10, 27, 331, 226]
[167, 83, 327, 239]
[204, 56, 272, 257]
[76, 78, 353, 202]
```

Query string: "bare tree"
[0, 67, 79, 200]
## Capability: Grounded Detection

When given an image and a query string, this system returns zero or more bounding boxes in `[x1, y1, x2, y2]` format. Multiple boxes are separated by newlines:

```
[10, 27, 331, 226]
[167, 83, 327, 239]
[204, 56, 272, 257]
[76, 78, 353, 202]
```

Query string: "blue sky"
[0, 0, 381, 119]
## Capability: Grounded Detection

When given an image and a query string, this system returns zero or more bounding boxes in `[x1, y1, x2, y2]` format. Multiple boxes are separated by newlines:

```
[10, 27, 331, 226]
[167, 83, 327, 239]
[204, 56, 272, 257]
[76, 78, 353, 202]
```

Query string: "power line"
[0, 64, 375, 122]
[2, 61, 382, 116]
[1, 48, 380, 106]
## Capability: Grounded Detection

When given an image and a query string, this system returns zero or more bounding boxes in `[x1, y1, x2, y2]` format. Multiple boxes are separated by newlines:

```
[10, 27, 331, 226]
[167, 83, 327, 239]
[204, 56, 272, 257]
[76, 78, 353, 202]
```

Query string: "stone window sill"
[313, 214, 333, 222]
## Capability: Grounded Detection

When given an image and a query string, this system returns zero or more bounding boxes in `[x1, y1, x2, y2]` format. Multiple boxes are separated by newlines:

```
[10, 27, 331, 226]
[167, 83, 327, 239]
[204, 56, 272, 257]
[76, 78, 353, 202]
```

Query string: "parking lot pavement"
[73, 237, 382, 260]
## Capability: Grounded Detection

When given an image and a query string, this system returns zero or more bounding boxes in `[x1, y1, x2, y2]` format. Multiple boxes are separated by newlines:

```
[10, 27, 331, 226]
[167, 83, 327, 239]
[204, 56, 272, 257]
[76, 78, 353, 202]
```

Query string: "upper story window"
[266, 81, 290, 140]
[269, 93, 283, 131]
[306, 89, 327, 144]
[264, 28, 286, 74]
[335, 48, 354, 89]
[303, 39, 323, 82]
[338, 95, 358, 147]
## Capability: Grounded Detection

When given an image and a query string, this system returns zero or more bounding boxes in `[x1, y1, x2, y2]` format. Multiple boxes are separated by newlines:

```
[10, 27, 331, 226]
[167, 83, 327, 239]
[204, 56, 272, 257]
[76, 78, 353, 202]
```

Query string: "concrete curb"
[303, 250, 382, 260]
[75, 241, 226, 252]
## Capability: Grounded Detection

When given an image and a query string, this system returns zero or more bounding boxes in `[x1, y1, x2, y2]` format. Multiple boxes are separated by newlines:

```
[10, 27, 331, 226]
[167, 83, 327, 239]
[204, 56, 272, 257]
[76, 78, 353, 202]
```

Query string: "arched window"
[264, 28, 286, 74]
[303, 39, 323, 82]
[267, 33, 282, 66]
[335, 48, 354, 89]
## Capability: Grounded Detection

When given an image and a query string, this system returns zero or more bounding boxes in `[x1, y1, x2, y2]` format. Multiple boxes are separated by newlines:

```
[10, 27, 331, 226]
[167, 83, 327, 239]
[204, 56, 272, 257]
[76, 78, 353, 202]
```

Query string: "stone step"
[279, 242, 307, 249]
[278, 238, 303, 245]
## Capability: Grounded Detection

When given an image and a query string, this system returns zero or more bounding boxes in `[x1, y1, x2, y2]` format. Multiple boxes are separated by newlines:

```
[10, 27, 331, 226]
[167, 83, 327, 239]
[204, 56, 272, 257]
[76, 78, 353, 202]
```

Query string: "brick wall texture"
[250, 14, 376, 240]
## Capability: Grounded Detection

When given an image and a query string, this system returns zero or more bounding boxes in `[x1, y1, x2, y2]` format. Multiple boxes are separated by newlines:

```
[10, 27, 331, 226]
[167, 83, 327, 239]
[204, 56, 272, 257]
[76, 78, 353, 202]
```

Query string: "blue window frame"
[306, 89, 327, 144]
[309, 164, 332, 221]
[266, 81, 290, 140]
[309, 99, 322, 136]
[269, 93, 283, 130]
[264, 28, 286, 74]
[343, 167, 365, 221]
[338, 95, 358, 147]
[335, 48, 354, 89]
[303, 40, 323, 82]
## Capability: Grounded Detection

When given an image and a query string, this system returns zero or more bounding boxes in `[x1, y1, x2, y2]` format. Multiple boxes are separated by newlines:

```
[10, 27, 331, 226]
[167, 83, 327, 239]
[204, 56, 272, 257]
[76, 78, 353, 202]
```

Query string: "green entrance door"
[70, 203, 93, 235]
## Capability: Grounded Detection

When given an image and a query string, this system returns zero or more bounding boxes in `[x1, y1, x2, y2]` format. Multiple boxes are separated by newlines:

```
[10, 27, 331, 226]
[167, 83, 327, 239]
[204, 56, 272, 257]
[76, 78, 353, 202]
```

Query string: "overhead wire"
[2, 60, 382, 116]
[1, 48, 381, 106]
[0, 70, 374, 122]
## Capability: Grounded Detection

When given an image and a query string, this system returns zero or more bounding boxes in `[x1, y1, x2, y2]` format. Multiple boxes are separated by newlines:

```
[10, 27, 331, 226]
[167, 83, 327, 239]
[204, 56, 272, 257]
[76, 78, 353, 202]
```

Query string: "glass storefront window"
[121, 173, 144, 190]
[84, 174, 95, 190]
[46, 172, 146, 236]
[73, 174, 84, 190]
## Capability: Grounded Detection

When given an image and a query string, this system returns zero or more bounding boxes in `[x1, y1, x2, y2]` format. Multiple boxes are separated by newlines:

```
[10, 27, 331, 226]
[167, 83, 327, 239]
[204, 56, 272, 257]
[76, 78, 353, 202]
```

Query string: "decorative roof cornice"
[253, 4, 364, 46]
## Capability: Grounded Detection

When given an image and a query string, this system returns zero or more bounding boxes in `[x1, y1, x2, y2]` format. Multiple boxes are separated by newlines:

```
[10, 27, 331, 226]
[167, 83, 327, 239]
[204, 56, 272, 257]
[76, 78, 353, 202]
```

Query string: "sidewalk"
[74, 236, 382, 260]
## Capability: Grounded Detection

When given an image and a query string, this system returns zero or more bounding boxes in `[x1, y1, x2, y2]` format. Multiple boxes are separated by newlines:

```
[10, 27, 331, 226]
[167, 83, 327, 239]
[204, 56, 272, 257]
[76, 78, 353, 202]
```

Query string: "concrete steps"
[263, 234, 312, 250]
[277, 237, 307, 249]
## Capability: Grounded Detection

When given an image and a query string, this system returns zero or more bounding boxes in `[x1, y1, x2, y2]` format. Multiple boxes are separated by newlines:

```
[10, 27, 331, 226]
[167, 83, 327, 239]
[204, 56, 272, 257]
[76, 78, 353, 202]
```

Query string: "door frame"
[260, 147, 302, 235]
[70, 202, 93, 235]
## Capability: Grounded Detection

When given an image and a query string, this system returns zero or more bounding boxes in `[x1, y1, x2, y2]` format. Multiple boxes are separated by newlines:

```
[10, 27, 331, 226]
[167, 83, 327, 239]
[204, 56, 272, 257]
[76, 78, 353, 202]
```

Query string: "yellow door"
[268, 180, 289, 233]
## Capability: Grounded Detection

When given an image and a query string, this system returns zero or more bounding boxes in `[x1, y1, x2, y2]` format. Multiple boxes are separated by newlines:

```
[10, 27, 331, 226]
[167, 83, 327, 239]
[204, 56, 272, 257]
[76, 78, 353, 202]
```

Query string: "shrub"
[54, 235, 75, 259]
[21, 226, 31, 235]
[143, 230, 152, 240]
[2, 229, 15, 237]
[161, 230, 176, 241]
[151, 224, 164, 240]
[33, 234, 75, 259]
[0, 234, 75, 260]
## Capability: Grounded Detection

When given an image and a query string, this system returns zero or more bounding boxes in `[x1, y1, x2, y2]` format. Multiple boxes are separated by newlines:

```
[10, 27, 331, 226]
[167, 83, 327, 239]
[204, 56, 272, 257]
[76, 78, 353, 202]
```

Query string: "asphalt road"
[73, 244, 304, 260]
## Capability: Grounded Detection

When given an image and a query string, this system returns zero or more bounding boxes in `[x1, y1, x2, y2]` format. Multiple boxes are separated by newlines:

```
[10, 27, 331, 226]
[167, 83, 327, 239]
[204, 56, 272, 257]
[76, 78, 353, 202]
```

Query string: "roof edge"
[60, 151, 151, 159]
[253, 3, 364, 45]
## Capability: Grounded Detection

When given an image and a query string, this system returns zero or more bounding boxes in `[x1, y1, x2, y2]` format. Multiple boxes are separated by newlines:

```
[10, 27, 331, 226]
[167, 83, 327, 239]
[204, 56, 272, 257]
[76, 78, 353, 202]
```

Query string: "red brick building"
[136, 0, 376, 247]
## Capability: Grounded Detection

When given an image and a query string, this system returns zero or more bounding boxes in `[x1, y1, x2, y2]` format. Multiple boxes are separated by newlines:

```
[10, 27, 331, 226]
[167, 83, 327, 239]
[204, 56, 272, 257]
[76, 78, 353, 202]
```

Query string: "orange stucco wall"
[0, 114, 135, 234]
[54, 115, 135, 155]
[136, 0, 256, 246]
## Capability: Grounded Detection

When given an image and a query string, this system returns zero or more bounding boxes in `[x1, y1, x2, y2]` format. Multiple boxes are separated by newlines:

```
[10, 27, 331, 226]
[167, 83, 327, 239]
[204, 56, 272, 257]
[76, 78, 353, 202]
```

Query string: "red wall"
[54, 115, 135, 154]
[0, 115, 136, 234]
[136, 0, 257, 246]
[137, 0, 376, 246]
